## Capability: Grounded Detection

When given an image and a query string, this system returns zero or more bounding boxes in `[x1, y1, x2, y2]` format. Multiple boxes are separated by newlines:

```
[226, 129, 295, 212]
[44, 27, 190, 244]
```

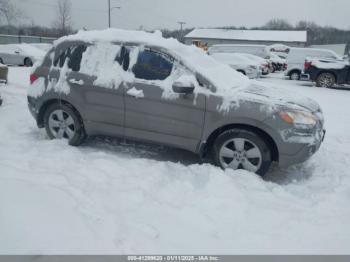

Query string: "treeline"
[0, 24, 72, 38]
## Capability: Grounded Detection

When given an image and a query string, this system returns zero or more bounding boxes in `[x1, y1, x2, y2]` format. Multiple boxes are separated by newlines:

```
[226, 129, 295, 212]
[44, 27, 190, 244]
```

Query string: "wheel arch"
[37, 99, 83, 128]
[316, 70, 337, 82]
[24, 57, 32, 66]
[236, 69, 246, 75]
[289, 68, 301, 76]
[204, 123, 279, 162]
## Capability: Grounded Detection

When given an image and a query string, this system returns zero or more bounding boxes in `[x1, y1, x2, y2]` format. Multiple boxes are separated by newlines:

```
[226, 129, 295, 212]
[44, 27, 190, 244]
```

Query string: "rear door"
[123, 47, 206, 152]
[53, 43, 125, 137]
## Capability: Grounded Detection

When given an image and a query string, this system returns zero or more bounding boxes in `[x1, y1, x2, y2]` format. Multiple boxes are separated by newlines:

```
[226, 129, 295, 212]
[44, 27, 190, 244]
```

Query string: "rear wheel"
[24, 58, 33, 67]
[213, 129, 272, 176]
[43, 103, 86, 146]
[271, 63, 277, 73]
[316, 72, 336, 88]
[289, 71, 300, 80]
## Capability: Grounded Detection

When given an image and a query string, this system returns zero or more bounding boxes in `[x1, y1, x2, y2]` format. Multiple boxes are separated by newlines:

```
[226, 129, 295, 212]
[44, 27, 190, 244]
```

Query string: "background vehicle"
[0, 44, 45, 66]
[28, 29, 325, 176]
[285, 47, 341, 80]
[238, 53, 271, 75]
[303, 57, 350, 88]
[210, 53, 261, 79]
[270, 53, 286, 72]
[208, 44, 271, 59]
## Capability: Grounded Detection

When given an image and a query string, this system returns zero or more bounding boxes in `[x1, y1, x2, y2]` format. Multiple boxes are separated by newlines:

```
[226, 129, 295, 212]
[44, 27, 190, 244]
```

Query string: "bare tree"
[0, 0, 19, 26]
[53, 0, 73, 37]
[263, 19, 293, 30]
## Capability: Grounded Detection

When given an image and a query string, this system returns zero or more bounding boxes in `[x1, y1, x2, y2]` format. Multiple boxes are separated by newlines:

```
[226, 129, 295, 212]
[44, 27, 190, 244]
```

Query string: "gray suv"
[27, 30, 325, 176]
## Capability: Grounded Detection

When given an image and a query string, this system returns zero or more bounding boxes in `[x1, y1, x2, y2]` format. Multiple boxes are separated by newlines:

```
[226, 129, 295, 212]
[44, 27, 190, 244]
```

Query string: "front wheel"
[316, 72, 336, 88]
[213, 129, 272, 176]
[43, 103, 86, 146]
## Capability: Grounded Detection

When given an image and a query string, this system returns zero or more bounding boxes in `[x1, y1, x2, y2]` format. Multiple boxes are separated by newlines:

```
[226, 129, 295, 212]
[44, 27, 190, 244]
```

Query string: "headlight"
[279, 110, 317, 128]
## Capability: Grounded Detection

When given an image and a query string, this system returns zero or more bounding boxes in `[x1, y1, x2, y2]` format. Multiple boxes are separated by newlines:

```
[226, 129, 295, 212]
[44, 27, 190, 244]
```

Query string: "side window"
[54, 44, 87, 72]
[132, 49, 173, 81]
[68, 45, 87, 71]
[54, 48, 70, 68]
[115, 46, 130, 71]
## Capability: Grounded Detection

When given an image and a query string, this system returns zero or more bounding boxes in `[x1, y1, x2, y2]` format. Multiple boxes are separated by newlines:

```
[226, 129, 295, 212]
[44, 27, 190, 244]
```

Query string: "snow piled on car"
[52, 29, 252, 111]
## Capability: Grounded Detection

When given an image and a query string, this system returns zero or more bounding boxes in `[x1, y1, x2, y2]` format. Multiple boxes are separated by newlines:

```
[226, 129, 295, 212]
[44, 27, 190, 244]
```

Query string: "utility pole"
[108, 0, 111, 28]
[177, 21, 186, 43]
[108, 0, 121, 28]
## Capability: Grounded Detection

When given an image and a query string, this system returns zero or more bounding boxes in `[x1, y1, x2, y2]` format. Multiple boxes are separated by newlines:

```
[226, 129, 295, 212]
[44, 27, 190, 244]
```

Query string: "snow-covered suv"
[303, 57, 350, 88]
[27, 29, 325, 176]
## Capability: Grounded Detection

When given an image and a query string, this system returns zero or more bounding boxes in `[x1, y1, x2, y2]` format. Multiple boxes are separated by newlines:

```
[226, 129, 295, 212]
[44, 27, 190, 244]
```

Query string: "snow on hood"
[16, 43, 46, 60]
[240, 81, 321, 113]
[308, 57, 349, 70]
[55, 29, 250, 93]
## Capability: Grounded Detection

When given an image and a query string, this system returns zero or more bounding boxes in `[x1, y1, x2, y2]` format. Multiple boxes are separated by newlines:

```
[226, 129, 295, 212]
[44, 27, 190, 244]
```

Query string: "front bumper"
[279, 129, 326, 167]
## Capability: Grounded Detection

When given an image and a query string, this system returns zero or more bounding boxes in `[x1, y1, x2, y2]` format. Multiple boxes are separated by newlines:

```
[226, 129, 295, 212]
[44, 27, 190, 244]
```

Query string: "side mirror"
[15, 51, 20, 54]
[172, 81, 195, 94]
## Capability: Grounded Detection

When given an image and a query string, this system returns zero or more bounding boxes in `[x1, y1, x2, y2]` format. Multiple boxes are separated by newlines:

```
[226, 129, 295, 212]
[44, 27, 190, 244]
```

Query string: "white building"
[184, 29, 307, 47]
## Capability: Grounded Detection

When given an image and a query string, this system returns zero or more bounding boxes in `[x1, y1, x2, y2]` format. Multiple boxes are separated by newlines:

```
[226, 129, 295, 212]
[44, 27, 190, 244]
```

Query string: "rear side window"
[68, 45, 87, 71]
[54, 44, 87, 72]
[132, 49, 173, 81]
[115, 46, 130, 71]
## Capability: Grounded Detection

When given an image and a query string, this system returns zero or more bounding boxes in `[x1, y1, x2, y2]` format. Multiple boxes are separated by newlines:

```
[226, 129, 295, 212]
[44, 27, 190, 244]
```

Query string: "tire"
[213, 129, 272, 176]
[24, 58, 33, 67]
[271, 64, 277, 73]
[43, 103, 86, 146]
[316, 72, 336, 88]
[289, 71, 300, 80]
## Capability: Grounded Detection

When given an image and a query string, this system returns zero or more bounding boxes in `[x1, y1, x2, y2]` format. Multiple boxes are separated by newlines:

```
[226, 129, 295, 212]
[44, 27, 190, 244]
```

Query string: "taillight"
[283, 63, 287, 70]
[30, 74, 37, 84]
[304, 60, 312, 71]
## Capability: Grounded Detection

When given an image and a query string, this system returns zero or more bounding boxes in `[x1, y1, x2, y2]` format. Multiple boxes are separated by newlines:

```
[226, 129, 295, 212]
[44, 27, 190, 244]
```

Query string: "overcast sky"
[13, 0, 350, 31]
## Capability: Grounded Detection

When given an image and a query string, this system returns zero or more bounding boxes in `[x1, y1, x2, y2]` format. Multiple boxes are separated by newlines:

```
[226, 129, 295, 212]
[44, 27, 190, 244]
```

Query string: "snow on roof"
[53, 29, 251, 111]
[185, 29, 307, 43]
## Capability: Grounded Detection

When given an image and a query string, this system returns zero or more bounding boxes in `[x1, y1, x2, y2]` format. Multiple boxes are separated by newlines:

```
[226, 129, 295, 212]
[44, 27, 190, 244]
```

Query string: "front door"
[124, 48, 206, 152]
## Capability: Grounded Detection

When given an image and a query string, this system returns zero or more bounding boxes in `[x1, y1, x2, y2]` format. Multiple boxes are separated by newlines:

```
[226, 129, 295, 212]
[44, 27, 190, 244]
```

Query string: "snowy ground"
[0, 67, 350, 254]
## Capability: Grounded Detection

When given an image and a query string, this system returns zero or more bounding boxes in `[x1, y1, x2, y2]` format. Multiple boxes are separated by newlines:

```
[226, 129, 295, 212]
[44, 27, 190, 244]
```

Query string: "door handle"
[68, 79, 84, 85]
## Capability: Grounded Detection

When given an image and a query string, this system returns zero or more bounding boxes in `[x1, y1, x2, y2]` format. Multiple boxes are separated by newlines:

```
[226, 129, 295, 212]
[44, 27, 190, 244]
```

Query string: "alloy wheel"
[48, 109, 76, 140]
[318, 74, 334, 88]
[219, 138, 262, 172]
